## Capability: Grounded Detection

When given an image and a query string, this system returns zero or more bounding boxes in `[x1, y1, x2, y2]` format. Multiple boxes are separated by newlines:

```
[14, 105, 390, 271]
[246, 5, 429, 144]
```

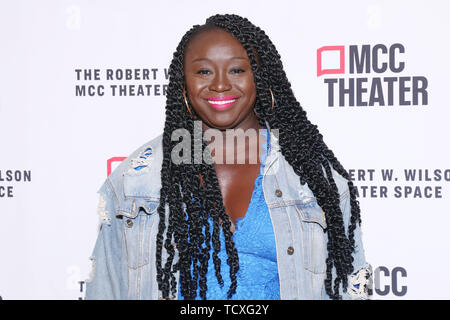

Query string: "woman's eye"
[230, 68, 245, 74]
[196, 69, 211, 75]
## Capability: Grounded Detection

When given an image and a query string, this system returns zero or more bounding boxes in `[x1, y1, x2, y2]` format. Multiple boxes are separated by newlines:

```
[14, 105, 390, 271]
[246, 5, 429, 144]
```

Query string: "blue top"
[179, 127, 280, 300]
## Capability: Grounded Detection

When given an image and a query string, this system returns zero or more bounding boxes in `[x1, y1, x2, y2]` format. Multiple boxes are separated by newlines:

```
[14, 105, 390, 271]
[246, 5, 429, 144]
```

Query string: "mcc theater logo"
[316, 43, 429, 107]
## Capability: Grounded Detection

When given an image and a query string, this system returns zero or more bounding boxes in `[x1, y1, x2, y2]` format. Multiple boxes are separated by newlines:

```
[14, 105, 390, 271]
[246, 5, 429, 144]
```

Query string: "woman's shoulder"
[99, 133, 164, 206]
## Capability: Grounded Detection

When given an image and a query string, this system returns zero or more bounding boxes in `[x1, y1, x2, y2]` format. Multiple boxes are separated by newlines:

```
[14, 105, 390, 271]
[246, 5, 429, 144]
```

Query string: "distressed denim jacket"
[85, 120, 372, 300]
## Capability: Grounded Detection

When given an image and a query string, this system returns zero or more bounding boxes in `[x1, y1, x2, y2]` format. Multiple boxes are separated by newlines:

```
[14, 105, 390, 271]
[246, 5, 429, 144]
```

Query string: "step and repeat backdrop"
[1, 0, 449, 299]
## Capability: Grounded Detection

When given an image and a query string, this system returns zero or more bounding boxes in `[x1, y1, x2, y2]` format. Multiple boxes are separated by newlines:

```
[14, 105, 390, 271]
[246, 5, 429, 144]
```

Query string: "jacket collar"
[263, 119, 281, 176]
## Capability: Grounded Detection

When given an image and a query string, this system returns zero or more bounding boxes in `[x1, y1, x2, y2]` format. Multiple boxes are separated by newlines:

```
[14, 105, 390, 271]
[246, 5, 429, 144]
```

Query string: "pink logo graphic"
[107, 157, 126, 176]
[317, 46, 345, 77]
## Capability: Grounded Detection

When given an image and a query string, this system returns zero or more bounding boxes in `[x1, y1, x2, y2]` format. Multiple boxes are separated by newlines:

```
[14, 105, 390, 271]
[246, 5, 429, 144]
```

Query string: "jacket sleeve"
[85, 178, 126, 300]
[338, 179, 373, 300]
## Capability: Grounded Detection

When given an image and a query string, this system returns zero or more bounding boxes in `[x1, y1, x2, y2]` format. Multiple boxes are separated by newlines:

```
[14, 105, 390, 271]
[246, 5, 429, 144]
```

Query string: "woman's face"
[184, 28, 258, 130]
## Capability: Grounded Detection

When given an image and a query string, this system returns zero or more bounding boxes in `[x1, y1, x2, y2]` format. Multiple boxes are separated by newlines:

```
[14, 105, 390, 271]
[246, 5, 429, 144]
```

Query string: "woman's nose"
[209, 72, 232, 92]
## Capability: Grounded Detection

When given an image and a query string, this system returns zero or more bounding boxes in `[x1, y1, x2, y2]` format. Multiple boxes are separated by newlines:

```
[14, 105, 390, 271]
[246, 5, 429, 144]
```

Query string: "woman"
[85, 14, 372, 300]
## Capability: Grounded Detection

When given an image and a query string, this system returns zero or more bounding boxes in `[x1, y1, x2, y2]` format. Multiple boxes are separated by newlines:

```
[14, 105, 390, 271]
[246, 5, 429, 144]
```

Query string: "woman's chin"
[200, 116, 240, 131]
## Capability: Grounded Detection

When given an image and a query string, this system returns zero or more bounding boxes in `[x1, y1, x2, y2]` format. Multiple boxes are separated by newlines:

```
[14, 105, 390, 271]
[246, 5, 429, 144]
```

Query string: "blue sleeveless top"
[178, 128, 280, 300]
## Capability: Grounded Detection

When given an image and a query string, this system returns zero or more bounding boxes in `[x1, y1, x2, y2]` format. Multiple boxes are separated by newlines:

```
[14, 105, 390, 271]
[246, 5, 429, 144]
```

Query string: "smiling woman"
[183, 27, 258, 131]
[85, 14, 372, 301]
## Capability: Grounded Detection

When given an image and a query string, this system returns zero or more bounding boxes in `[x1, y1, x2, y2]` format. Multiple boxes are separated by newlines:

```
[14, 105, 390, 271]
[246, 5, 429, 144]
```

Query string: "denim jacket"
[85, 121, 372, 300]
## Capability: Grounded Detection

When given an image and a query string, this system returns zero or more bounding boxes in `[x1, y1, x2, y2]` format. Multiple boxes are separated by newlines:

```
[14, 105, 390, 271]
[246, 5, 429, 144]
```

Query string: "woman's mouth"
[206, 96, 239, 110]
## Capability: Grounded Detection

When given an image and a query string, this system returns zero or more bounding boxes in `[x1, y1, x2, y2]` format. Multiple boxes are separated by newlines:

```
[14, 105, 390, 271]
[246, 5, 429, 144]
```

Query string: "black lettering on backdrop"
[404, 169, 450, 181]
[356, 78, 368, 106]
[74, 68, 169, 97]
[339, 78, 354, 106]
[164, 68, 169, 80]
[389, 43, 405, 73]
[393, 185, 442, 198]
[349, 44, 371, 74]
[0, 170, 31, 182]
[369, 266, 407, 297]
[75, 69, 101, 80]
[0, 186, 14, 197]
[353, 185, 388, 198]
[369, 78, 384, 105]
[348, 169, 376, 181]
[324, 78, 337, 107]
[399, 76, 411, 105]
[384, 76, 397, 105]
[413, 76, 428, 105]
[372, 44, 388, 73]
[326, 76, 427, 107]
[348, 168, 449, 199]
[323, 43, 428, 107]
[349, 43, 404, 74]
[381, 169, 394, 181]
[0, 169, 32, 198]
[76, 85, 104, 96]
[78, 281, 85, 300]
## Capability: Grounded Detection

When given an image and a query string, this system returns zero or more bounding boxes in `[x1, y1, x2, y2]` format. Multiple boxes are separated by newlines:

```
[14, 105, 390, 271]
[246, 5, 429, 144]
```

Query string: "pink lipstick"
[206, 96, 239, 110]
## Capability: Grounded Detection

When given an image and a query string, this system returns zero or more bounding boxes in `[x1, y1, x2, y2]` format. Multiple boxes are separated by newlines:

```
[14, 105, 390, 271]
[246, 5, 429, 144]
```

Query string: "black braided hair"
[156, 14, 362, 300]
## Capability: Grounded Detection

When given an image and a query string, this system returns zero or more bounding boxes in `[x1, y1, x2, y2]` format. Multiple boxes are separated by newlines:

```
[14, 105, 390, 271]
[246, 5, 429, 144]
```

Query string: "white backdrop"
[1, 0, 449, 299]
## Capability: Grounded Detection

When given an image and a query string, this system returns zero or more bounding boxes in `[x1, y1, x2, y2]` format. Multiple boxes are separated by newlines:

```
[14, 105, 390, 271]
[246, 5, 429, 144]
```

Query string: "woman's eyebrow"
[191, 58, 210, 63]
[191, 57, 248, 63]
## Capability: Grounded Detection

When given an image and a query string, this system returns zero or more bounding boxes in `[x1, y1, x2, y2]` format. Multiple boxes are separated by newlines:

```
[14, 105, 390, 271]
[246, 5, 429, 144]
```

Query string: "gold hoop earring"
[183, 86, 196, 119]
[253, 88, 275, 120]
[269, 88, 275, 110]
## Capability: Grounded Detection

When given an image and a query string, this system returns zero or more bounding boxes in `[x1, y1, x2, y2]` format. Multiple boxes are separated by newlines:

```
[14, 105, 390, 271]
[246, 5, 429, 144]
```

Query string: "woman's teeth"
[208, 99, 237, 105]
